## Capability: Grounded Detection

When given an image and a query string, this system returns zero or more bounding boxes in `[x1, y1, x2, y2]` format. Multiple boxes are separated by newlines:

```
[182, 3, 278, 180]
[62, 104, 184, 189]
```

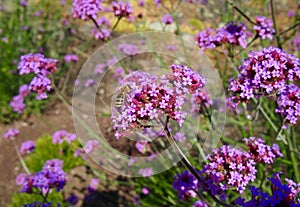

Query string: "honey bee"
[112, 85, 131, 109]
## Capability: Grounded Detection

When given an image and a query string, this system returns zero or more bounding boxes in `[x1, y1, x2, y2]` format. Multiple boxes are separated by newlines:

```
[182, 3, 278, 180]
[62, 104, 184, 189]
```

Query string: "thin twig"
[227, 0, 257, 25]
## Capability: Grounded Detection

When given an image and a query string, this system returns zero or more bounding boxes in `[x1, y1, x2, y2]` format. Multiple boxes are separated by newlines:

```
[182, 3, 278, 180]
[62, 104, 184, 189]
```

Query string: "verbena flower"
[84, 79, 95, 87]
[244, 137, 283, 164]
[23, 202, 53, 207]
[216, 22, 252, 48]
[138, 167, 153, 177]
[3, 128, 20, 139]
[29, 75, 52, 100]
[254, 16, 274, 40]
[112, 65, 207, 139]
[135, 141, 149, 153]
[19, 84, 30, 97]
[117, 43, 139, 55]
[96, 16, 111, 27]
[72, 0, 103, 21]
[203, 145, 257, 193]
[90, 28, 110, 40]
[9, 95, 26, 113]
[141, 187, 150, 195]
[195, 28, 220, 51]
[173, 170, 198, 200]
[20, 140, 36, 155]
[94, 63, 106, 74]
[21, 159, 67, 193]
[237, 173, 300, 206]
[162, 14, 173, 24]
[194, 200, 209, 207]
[15, 173, 27, 186]
[229, 46, 300, 107]
[18, 53, 58, 76]
[66, 193, 79, 206]
[88, 178, 99, 192]
[112, 1, 133, 18]
[84, 140, 99, 154]
[275, 84, 300, 126]
[64, 54, 79, 62]
[52, 130, 77, 144]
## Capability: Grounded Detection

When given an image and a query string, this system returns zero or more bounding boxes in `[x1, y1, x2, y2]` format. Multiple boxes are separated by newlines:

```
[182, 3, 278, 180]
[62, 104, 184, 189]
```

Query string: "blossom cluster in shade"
[23, 202, 54, 207]
[193, 200, 209, 207]
[229, 46, 300, 126]
[18, 53, 58, 100]
[254, 16, 275, 40]
[237, 173, 300, 206]
[173, 170, 199, 200]
[72, 0, 103, 21]
[117, 43, 139, 56]
[21, 159, 67, 194]
[52, 130, 77, 144]
[9, 84, 30, 113]
[195, 22, 252, 50]
[111, 64, 208, 139]
[173, 137, 283, 200]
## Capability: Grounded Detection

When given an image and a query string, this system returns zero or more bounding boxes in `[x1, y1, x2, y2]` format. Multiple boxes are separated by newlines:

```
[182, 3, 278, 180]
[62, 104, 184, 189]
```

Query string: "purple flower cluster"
[83, 139, 99, 154]
[112, 1, 133, 18]
[3, 128, 20, 140]
[139, 167, 153, 177]
[173, 170, 198, 200]
[52, 130, 76, 144]
[18, 53, 58, 100]
[194, 200, 208, 207]
[254, 16, 274, 40]
[275, 84, 300, 126]
[72, 0, 103, 21]
[203, 145, 257, 193]
[20, 140, 36, 155]
[117, 43, 139, 55]
[64, 54, 79, 62]
[23, 202, 53, 207]
[229, 46, 300, 107]
[244, 137, 283, 164]
[195, 22, 252, 50]
[90, 28, 110, 40]
[173, 138, 283, 201]
[9, 84, 30, 113]
[112, 65, 207, 139]
[237, 173, 300, 206]
[162, 14, 173, 25]
[21, 159, 67, 193]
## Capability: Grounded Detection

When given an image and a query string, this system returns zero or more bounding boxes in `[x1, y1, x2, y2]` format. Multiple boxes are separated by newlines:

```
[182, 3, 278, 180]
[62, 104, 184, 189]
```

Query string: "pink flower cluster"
[112, 65, 208, 139]
[52, 130, 77, 144]
[9, 84, 30, 113]
[72, 0, 103, 21]
[18, 53, 58, 100]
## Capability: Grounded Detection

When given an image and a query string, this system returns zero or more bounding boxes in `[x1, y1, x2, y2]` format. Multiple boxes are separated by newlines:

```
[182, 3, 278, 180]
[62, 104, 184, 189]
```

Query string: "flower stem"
[227, 0, 257, 25]
[12, 139, 31, 175]
[270, 0, 282, 49]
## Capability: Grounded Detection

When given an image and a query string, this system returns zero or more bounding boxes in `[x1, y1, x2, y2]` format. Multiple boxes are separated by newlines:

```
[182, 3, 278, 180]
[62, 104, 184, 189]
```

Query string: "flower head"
[173, 170, 198, 200]
[254, 16, 274, 40]
[229, 46, 300, 107]
[162, 14, 173, 24]
[3, 128, 20, 139]
[20, 140, 36, 155]
[72, 0, 103, 20]
[112, 1, 133, 18]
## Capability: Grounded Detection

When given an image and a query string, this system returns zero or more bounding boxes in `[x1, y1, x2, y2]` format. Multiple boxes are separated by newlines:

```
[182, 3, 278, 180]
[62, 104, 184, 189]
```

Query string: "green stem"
[287, 127, 299, 183]
[13, 139, 31, 174]
[270, 0, 282, 49]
